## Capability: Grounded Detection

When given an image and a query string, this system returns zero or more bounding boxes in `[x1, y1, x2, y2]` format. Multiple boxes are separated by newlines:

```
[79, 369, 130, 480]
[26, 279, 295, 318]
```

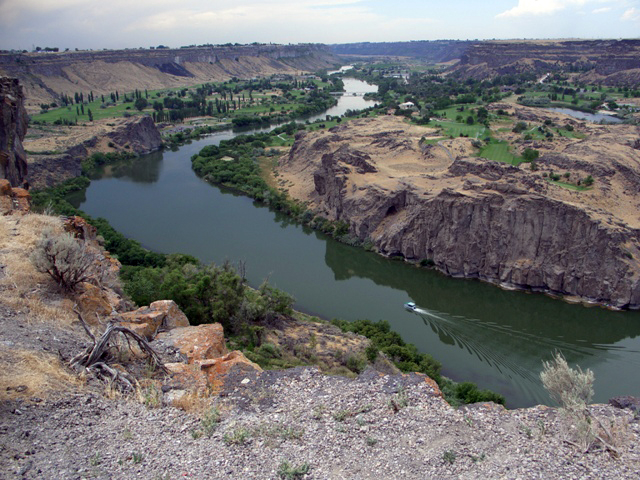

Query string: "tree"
[134, 97, 148, 111]
[466, 115, 475, 125]
[88, 108, 93, 122]
[522, 148, 539, 162]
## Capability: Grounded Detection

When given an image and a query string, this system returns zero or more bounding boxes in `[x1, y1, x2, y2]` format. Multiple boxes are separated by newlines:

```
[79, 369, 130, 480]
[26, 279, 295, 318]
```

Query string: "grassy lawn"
[432, 120, 487, 138]
[477, 140, 521, 165]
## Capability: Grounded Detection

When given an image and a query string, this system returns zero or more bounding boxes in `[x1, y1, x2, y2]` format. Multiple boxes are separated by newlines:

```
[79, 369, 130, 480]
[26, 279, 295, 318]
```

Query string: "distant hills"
[331, 39, 640, 86]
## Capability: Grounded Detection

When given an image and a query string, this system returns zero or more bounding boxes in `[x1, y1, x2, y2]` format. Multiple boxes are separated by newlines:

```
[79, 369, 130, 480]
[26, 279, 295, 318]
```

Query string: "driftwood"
[71, 307, 168, 391]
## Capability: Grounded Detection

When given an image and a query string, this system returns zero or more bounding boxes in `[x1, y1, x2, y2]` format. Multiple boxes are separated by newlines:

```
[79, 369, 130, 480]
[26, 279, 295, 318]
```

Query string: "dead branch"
[71, 311, 169, 392]
[72, 306, 95, 343]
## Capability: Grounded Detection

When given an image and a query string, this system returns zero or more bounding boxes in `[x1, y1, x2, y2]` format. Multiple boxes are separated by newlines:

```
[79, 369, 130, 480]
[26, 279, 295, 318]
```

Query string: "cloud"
[592, 7, 612, 13]
[496, 0, 618, 18]
[622, 7, 640, 21]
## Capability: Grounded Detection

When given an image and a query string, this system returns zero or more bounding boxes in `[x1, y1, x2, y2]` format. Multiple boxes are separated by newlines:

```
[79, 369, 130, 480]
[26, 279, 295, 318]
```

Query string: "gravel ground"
[1, 367, 638, 479]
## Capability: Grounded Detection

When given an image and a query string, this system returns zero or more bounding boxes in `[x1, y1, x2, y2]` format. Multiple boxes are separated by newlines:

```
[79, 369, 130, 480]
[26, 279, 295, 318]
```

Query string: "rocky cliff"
[331, 40, 474, 62]
[26, 115, 162, 188]
[0, 44, 339, 110]
[0, 77, 28, 186]
[279, 115, 640, 309]
[452, 39, 640, 85]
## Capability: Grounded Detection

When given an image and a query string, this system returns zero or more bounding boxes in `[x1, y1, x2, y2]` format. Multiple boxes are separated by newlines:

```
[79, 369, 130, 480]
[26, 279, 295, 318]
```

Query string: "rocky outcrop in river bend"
[279, 115, 640, 309]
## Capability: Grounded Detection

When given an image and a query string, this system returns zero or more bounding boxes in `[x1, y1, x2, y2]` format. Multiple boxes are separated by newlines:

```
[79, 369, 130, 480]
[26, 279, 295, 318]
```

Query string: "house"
[399, 101, 416, 110]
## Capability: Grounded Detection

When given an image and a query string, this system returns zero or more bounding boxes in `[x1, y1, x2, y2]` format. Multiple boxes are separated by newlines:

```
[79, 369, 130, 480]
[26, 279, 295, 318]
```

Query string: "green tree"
[134, 97, 148, 111]
[522, 148, 539, 162]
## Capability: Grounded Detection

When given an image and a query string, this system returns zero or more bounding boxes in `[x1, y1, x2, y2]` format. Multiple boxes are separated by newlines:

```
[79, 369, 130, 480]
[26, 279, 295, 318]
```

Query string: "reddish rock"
[74, 282, 114, 324]
[155, 324, 227, 364]
[11, 187, 29, 212]
[164, 351, 261, 397]
[0, 179, 30, 214]
[63, 216, 97, 240]
[164, 362, 209, 393]
[200, 351, 262, 391]
[120, 300, 190, 340]
[0, 179, 11, 195]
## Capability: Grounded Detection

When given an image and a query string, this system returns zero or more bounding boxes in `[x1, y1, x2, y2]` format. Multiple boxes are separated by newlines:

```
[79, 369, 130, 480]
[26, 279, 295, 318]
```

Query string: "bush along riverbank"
[190, 124, 374, 246]
[30, 174, 505, 406]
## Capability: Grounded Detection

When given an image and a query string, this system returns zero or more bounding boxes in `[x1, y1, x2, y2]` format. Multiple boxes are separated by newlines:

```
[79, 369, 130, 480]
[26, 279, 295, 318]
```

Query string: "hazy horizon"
[1, 1, 639, 52]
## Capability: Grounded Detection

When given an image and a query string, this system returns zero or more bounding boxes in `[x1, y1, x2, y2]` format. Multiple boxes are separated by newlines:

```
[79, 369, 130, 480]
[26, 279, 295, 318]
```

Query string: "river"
[72, 77, 640, 408]
[546, 107, 623, 124]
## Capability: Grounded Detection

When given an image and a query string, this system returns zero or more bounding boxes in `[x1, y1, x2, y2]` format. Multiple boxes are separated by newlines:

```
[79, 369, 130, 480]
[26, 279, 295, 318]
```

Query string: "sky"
[0, 0, 639, 51]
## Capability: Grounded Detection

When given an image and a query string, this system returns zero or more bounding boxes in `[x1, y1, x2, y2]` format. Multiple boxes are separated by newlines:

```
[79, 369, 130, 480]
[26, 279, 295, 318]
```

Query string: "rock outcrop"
[26, 115, 162, 189]
[119, 300, 191, 340]
[279, 115, 640, 309]
[0, 77, 28, 187]
[0, 179, 29, 214]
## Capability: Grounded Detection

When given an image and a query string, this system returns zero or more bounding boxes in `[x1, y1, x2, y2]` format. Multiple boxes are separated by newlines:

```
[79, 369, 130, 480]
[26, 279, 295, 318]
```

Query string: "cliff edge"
[0, 77, 28, 186]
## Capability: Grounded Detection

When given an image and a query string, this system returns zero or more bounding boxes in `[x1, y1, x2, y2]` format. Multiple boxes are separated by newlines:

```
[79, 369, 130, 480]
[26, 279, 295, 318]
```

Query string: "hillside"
[0, 44, 339, 111]
[452, 39, 640, 86]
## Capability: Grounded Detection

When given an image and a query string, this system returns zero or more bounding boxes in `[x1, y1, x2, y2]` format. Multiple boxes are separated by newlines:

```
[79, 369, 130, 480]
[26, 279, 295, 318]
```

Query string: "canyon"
[278, 113, 640, 309]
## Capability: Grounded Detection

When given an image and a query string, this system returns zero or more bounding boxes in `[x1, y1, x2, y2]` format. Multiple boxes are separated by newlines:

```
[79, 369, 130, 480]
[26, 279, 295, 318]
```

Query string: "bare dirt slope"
[278, 114, 640, 308]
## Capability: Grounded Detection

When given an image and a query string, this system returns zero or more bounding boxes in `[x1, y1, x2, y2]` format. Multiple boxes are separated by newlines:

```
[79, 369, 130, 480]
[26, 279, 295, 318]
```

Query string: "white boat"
[404, 301, 417, 312]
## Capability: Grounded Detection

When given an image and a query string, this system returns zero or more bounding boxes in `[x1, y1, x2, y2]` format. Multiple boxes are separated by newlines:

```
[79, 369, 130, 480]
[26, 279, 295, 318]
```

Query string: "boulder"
[0, 179, 30, 214]
[200, 351, 263, 392]
[74, 283, 114, 324]
[63, 216, 97, 240]
[155, 323, 227, 364]
[119, 300, 189, 340]
[164, 351, 262, 397]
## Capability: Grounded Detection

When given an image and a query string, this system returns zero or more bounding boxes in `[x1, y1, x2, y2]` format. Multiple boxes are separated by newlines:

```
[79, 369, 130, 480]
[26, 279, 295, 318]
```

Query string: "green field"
[31, 77, 334, 125]
[432, 120, 488, 139]
[477, 140, 521, 165]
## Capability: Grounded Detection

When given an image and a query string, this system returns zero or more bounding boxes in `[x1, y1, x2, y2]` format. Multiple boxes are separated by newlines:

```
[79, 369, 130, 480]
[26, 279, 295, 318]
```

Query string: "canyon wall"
[0, 44, 339, 109]
[331, 40, 475, 62]
[0, 77, 28, 186]
[453, 39, 640, 85]
[280, 116, 640, 309]
[27, 115, 163, 189]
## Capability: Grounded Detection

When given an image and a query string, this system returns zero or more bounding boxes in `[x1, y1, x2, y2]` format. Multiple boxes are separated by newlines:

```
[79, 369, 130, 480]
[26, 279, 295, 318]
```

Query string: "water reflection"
[323, 234, 640, 403]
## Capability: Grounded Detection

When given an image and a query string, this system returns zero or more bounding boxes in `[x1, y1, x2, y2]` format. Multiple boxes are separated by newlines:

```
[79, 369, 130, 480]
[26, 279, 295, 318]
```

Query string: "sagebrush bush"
[541, 352, 598, 450]
[30, 229, 96, 291]
[541, 352, 594, 410]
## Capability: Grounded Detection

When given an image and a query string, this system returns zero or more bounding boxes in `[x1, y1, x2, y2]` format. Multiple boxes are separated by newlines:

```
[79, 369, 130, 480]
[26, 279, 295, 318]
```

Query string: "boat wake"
[406, 304, 609, 383]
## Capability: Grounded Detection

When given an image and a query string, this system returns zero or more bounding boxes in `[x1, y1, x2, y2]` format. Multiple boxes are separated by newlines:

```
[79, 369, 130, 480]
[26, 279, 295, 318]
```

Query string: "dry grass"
[0, 213, 75, 326]
[171, 391, 216, 413]
[0, 348, 84, 400]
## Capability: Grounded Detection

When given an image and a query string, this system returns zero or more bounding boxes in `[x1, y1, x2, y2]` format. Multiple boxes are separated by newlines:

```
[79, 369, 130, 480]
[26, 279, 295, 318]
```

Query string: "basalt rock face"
[452, 39, 640, 86]
[280, 116, 640, 309]
[0, 77, 28, 186]
[27, 115, 162, 189]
